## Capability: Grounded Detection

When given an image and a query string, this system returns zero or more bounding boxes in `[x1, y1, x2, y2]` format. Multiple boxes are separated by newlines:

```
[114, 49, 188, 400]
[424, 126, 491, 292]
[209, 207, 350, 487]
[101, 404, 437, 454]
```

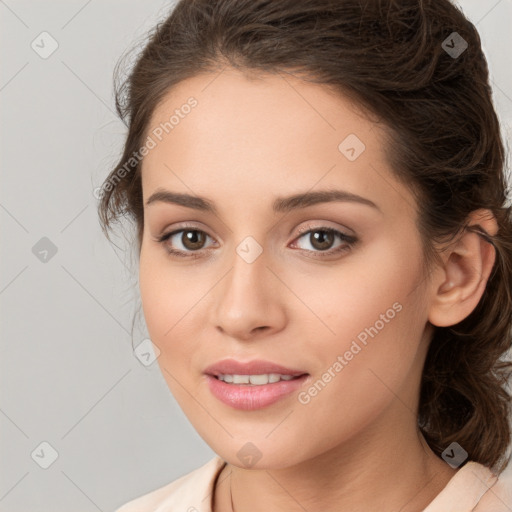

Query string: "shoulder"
[114, 456, 226, 512]
[424, 460, 512, 512]
[475, 462, 512, 512]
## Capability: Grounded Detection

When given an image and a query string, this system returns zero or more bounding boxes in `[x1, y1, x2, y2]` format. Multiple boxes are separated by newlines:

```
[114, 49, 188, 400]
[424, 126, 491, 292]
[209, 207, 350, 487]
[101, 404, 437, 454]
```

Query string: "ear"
[428, 209, 498, 328]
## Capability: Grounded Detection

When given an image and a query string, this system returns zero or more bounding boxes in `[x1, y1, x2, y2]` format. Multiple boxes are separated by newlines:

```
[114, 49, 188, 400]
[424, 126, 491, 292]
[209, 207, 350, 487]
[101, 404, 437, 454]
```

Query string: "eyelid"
[294, 222, 354, 237]
[156, 221, 214, 239]
[290, 224, 357, 252]
[155, 222, 217, 246]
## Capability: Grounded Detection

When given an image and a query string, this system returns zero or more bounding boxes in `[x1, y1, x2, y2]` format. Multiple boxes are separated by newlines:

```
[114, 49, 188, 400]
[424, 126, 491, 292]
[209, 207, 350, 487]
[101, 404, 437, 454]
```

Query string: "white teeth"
[217, 373, 299, 385]
[232, 375, 250, 384]
[249, 374, 268, 385]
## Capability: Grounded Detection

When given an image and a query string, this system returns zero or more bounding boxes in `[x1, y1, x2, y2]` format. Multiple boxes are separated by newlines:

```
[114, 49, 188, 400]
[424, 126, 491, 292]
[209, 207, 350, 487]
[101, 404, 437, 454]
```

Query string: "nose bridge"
[222, 237, 269, 312]
[212, 234, 284, 337]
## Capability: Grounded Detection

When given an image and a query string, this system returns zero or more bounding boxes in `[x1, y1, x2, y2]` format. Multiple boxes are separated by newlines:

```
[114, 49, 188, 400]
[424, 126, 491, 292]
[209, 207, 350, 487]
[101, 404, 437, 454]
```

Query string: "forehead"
[145, 68, 376, 152]
[140, 68, 415, 221]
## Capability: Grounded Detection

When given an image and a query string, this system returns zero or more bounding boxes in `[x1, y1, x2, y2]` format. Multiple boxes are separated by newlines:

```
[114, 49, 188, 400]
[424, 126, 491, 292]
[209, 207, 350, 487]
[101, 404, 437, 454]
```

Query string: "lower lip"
[205, 374, 309, 410]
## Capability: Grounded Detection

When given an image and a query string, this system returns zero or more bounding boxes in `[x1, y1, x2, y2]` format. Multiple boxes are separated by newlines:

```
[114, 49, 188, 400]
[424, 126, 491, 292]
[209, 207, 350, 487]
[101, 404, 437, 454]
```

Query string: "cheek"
[291, 237, 428, 406]
[139, 242, 193, 333]
[138, 251, 197, 360]
[139, 261, 171, 341]
[138, 265, 199, 412]
[294, 235, 425, 349]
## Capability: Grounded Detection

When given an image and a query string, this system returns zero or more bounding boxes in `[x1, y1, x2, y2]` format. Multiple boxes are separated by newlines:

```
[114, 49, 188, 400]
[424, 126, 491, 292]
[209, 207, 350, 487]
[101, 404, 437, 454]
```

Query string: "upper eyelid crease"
[145, 188, 382, 214]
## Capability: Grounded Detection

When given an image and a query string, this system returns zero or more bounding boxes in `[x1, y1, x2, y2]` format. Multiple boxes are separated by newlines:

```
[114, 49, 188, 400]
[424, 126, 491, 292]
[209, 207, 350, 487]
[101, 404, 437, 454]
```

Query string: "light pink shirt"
[115, 456, 512, 511]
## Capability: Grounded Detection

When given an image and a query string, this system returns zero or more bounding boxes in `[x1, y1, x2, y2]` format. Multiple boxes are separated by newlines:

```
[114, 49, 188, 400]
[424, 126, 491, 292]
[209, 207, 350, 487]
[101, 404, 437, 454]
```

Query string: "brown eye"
[308, 230, 335, 251]
[292, 226, 357, 257]
[180, 230, 207, 250]
[157, 228, 215, 257]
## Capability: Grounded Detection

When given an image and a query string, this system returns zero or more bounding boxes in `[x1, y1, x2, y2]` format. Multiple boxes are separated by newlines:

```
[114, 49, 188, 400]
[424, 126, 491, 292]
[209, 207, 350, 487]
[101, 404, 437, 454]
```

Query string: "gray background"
[1, 1, 511, 511]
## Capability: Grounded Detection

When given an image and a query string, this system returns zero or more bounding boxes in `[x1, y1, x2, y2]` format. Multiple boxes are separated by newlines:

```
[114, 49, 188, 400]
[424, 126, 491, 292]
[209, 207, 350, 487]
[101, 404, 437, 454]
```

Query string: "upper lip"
[204, 359, 308, 377]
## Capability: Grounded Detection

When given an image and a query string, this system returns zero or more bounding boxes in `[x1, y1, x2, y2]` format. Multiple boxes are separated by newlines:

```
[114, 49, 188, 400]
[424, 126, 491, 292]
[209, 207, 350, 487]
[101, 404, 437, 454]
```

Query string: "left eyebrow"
[144, 188, 381, 214]
[272, 189, 381, 214]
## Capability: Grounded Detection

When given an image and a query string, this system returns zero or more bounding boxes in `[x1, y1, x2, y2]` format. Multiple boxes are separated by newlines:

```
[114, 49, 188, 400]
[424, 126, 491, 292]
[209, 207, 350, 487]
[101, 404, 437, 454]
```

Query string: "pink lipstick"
[204, 359, 309, 410]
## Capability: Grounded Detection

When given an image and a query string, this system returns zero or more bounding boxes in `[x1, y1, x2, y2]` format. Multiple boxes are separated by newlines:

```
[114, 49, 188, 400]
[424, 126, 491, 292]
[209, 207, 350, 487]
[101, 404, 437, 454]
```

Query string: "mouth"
[203, 359, 309, 410]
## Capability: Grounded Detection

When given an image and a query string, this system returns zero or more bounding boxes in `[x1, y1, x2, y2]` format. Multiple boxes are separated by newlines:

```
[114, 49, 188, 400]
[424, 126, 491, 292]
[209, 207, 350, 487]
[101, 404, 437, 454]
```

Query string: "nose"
[211, 245, 287, 341]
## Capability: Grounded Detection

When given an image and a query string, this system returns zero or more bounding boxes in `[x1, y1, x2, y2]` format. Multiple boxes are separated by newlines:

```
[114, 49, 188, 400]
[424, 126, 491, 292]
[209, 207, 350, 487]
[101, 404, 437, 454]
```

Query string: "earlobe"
[428, 209, 497, 328]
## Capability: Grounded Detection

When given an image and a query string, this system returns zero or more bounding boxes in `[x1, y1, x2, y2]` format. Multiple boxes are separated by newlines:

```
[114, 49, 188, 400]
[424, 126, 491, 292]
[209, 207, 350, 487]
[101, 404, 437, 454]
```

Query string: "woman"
[98, 0, 512, 510]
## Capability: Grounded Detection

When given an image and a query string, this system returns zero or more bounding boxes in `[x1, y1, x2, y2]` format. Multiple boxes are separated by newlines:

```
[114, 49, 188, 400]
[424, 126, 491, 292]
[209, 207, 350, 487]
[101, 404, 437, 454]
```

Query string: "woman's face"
[139, 68, 435, 469]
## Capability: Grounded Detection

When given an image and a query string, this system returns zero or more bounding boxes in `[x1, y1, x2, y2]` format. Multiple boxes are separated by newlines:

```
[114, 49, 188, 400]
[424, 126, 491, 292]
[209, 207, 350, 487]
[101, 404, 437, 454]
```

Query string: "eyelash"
[155, 223, 357, 260]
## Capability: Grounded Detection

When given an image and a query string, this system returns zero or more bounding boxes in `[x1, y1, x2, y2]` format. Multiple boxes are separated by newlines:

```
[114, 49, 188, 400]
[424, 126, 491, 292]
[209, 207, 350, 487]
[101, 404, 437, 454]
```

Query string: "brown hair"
[97, 0, 512, 473]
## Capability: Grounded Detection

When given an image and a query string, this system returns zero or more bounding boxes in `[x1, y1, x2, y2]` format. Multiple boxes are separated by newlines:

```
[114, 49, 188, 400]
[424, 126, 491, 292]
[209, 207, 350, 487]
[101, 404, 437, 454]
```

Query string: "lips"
[203, 358, 310, 410]
[203, 358, 307, 377]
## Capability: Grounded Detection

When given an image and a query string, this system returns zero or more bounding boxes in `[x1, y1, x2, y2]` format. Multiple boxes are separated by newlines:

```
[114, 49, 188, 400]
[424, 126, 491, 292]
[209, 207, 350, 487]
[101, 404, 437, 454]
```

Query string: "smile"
[216, 373, 298, 385]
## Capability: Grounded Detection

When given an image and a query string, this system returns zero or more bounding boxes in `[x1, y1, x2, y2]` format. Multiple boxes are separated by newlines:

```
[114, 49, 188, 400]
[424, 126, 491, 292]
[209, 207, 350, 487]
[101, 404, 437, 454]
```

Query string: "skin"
[138, 67, 497, 512]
